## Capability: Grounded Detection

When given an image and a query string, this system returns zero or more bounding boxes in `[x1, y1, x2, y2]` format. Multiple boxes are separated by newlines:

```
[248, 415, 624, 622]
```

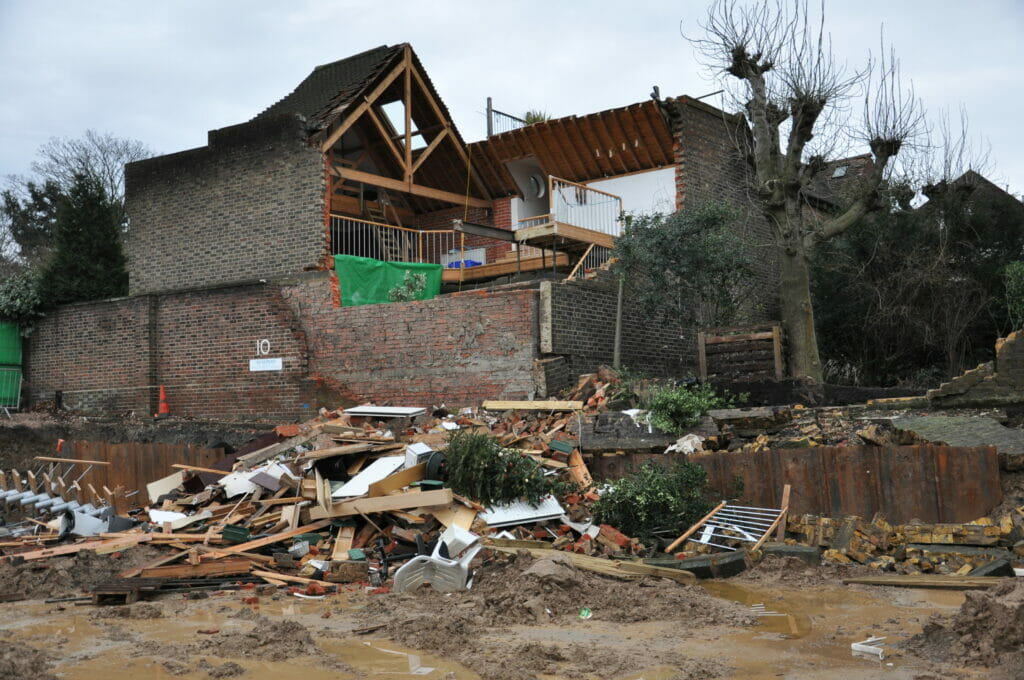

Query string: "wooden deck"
[513, 220, 616, 251]
[442, 251, 569, 283]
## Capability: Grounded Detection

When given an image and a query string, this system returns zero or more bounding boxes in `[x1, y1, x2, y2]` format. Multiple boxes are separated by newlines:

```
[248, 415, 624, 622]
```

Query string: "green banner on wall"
[0, 322, 22, 365]
[334, 254, 442, 307]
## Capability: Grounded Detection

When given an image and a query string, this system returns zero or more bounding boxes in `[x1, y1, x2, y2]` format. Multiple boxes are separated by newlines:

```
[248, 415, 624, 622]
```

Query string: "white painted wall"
[587, 167, 676, 217]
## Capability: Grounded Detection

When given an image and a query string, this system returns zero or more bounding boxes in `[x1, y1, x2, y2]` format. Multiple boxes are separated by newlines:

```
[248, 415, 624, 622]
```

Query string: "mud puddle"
[698, 580, 971, 679]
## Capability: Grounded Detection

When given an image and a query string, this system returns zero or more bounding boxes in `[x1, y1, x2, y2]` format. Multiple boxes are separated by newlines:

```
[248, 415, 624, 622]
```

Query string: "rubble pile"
[787, 511, 1024, 576]
[0, 394, 668, 603]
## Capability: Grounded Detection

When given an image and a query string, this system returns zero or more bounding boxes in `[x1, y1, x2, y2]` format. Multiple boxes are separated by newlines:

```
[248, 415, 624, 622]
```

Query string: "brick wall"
[27, 283, 309, 422]
[540, 274, 692, 386]
[124, 114, 326, 295]
[672, 98, 780, 321]
[281, 274, 540, 406]
[27, 296, 154, 414]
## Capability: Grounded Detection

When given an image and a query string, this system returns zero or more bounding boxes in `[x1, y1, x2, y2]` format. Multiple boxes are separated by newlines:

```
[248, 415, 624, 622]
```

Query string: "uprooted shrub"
[592, 460, 711, 546]
[444, 430, 560, 507]
[645, 382, 738, 434]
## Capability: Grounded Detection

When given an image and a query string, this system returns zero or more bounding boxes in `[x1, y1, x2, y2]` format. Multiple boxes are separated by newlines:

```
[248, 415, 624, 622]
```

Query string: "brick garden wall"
[281, 274, 540, 406]
[124, 114, 326, 296]
[27, 283, 309, 422]
[541, 274, 692, 388]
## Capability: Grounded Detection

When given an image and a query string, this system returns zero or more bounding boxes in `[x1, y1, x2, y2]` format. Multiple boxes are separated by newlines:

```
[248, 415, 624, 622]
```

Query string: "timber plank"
[481, 400, 583, 411]
[139, 559, 253, 579]
[228, 519, 332, 553]
[309, 489, 452, 519]
[841, 574, 1006, 589]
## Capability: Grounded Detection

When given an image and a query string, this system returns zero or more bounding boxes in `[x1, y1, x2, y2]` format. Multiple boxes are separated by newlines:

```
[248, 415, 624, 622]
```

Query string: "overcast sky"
[2, 1, 1022, 195]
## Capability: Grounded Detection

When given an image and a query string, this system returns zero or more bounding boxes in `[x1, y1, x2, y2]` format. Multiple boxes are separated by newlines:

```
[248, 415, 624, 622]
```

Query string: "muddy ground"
[0, 547, 1004, 680]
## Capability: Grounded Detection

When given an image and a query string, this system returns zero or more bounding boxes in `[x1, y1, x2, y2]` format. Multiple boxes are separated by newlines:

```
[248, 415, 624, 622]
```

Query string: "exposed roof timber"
[411, 127, 449, 174]
[470, 99, 675, 193]
[332, 165, 490, 209]
[319, 56, 407, 151]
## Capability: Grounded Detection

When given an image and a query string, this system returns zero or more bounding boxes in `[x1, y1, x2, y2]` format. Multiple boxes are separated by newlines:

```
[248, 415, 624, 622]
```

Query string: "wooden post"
[697, 331, 708, 381]
[775, 483, 791, 541]
[772, 325, 784, 380]
[665, 500, 727, 553]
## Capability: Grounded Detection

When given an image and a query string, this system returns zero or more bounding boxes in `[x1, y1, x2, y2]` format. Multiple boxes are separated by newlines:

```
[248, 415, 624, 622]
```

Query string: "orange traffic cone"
[155, 385, 170, 419]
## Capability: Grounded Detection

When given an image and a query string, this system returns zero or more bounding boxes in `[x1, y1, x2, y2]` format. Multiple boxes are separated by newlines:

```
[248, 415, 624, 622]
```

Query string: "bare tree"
[28, 129, 153, 208]
[689, 0, 925, 380]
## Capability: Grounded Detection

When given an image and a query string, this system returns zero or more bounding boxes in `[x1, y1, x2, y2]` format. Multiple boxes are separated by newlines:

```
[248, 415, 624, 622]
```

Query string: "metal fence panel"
[0, 366, 22, 410]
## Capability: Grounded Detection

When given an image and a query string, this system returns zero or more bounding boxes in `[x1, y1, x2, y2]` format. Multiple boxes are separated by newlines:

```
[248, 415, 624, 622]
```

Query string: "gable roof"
[253, 44, 404, 128]
[803, 154, 875, 209]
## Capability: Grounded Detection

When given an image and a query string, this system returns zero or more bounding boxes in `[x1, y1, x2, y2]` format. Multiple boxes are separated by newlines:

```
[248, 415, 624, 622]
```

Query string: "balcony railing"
[517, 176, 623, 237]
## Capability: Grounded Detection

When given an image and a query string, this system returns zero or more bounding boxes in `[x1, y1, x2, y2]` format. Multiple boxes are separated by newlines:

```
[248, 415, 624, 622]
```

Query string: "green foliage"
[522, 110, 550, 124]
[812, 178, 1024, 383]
[38, 174, 128, 306]
[613, 202, 756, 328]
[443, 430, 556, 507]
[1, 180, 63, 266]
[646, 382, 736, 434]
[1004, 261, 1024, 331]
[593, 460, 711, 545]
[387, 270, 427, 302]
[0, 269, 42, 325]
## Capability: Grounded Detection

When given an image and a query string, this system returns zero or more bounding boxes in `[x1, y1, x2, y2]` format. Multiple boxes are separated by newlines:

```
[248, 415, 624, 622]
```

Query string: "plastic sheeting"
[334, 254, 442, 307]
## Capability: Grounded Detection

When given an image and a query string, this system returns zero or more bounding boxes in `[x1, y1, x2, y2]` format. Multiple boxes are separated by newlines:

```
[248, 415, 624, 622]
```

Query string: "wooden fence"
[50, 441, 226, 495]
[697, 323, 784, 381]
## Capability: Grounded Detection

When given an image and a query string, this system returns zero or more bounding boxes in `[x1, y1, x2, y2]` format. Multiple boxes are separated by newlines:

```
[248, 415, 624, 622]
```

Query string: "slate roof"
[803, 154, 875, 208]
[253, 44, 404, 128]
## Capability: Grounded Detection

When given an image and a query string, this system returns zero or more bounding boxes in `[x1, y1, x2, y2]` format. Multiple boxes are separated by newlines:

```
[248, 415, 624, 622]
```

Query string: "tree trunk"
[778, 247, 823, 381]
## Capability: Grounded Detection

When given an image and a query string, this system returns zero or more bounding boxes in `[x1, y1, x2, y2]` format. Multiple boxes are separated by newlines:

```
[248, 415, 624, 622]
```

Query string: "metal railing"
[486, 97, 527, 137]
[550, 176, 623, 236]
[330, 215, 457, 264]
[567, 245, 613, 281]
[0, 366, 22, 414]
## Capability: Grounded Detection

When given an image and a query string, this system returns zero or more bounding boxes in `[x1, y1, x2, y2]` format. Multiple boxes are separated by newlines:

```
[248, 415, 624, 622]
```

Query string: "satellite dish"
[529, 173, 546, 199]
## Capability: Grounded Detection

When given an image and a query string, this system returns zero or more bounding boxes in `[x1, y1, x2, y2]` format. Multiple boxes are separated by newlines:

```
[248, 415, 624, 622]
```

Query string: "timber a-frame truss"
[318, 45, 492, 216]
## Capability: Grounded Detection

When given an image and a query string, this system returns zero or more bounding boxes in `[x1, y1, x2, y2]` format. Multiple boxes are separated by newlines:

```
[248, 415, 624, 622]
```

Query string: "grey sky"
[2, 1, 1022, 194]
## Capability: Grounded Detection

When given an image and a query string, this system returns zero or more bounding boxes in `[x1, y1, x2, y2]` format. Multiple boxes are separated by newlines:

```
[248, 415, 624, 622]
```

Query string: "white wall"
[587, 167, 676, 217]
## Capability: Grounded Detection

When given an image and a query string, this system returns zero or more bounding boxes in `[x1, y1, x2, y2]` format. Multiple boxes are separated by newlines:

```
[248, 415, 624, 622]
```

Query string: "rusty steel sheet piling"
[689, 445, 1000, 524]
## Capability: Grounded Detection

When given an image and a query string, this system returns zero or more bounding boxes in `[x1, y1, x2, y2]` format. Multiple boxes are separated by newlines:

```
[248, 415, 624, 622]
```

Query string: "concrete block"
[760, 542, 821, 566]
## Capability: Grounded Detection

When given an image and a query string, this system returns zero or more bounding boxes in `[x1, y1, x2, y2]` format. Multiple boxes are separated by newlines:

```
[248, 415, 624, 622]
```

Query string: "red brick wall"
[281, 275, 539, 407]
[27, 284, 309, 422]
[26, 274, 541, 419]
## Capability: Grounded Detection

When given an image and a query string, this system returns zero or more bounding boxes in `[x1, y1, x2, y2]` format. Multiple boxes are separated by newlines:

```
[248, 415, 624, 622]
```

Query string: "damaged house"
[26, 43, 782, 421]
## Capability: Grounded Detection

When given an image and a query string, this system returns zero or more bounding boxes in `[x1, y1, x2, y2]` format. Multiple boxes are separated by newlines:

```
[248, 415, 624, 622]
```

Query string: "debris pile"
[0, 398, 669, 603]
[787, 511, 1024, 576]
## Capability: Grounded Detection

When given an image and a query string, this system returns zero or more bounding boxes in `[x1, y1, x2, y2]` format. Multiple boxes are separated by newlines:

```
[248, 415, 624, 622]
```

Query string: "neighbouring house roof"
[803, 154, 875, 209]
[254, 44, 405, 128]
[470, 99, 676, 196]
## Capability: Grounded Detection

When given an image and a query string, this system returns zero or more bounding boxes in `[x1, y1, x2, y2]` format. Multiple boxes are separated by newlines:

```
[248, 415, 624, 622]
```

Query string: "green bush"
[592, 461, 711, 545]
[0, 270, 42, 326]
[1005, 261, 1024, 331]
[443, 430, 556, 507]
[646, 382, 735, 434]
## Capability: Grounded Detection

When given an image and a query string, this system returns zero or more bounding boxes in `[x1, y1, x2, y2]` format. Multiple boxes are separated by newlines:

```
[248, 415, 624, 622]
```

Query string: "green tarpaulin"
[0, 322, 21, 365]
[334, 254, 442, 307]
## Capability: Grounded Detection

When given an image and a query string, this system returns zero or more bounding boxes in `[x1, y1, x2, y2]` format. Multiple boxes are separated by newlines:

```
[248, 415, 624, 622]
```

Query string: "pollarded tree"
[689, 1, 925, 380]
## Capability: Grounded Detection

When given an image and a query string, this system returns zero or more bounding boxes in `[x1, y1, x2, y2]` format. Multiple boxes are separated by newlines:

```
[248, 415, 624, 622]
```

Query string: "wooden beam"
[310, 488, 453, 519]
[139, 559, 253, 580]
[334, 166, 490, 209]
[665, 500, 727, 553]
[367, 462, 425, 497]
[775, 484, 791, 541]
[228, 519, 332, 553]
[320, 58, 407, 152]
[365, 104, 407, 171]
[403, 45, 413, 182]
[34, 456, 111, 466]
[481, 400, 583, 411]
[171, 464, 227, 476]
[410, 127, 449, 174]
[409, 65, 492, 201]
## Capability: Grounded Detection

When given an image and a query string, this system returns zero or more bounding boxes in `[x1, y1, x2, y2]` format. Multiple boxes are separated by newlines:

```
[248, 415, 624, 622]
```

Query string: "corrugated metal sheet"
[690, 445, 1001, 524]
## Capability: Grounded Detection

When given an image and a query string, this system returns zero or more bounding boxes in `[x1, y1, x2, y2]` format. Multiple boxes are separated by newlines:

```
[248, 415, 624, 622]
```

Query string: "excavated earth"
[0, 545, 999, 680]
